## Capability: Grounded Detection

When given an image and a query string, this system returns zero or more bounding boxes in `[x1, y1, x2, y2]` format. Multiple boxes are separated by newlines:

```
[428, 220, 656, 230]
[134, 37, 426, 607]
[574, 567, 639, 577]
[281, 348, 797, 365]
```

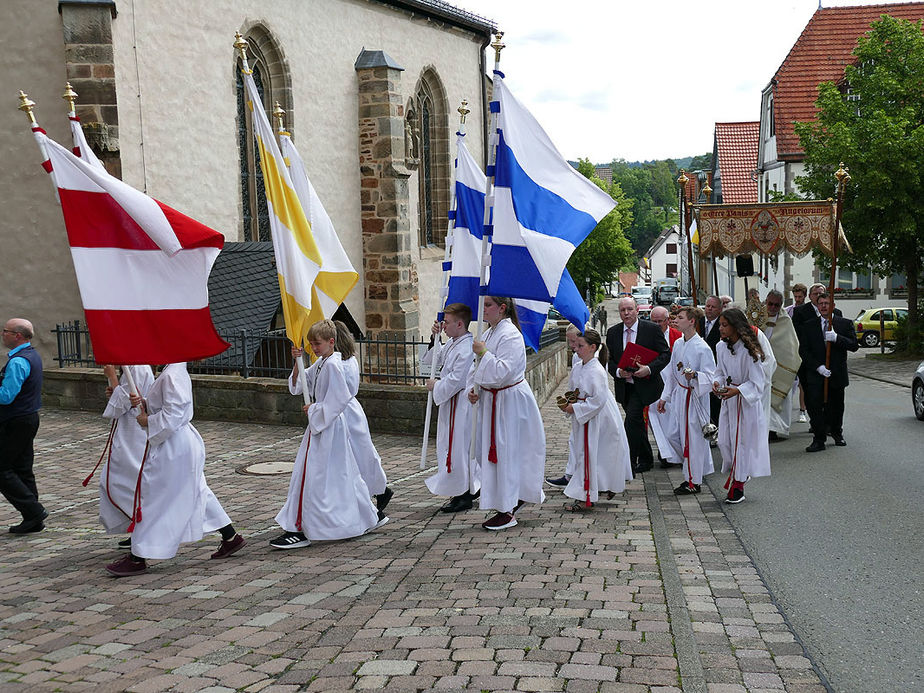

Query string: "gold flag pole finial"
[62, 82, 78, 114]
[677, 169, 690, 190]
[492, 31, 505, 63]
[234, 32, 249, 62]
[458, 99, 470, 124]
[702, 181, 712, 199]
[18, 90, 37, 125]
[835, 162, 851, 187]
[273, 101, 286, 133]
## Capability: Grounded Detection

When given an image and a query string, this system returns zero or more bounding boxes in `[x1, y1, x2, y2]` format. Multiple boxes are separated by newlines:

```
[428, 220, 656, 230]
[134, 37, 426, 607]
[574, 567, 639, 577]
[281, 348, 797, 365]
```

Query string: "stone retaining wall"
[41, 341, 569, 435]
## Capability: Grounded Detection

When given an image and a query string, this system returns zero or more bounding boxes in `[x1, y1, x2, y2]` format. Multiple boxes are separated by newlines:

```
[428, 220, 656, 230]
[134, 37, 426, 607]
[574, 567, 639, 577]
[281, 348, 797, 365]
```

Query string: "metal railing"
[52, 320, 563, 383]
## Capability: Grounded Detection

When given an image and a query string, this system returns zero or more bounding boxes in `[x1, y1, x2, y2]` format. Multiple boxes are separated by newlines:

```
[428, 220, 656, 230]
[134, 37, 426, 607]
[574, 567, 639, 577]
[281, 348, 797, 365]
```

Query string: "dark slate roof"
[355, 49, 405, 71]
[376, 0, 496, 34]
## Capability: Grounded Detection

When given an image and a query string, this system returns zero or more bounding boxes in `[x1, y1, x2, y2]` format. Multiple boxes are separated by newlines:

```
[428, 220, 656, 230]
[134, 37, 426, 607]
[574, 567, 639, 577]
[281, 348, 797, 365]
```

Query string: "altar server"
[468, 296, 546, 530]
[423, 303, 477, 511]
[105, 363, 244, 576]
[712, 309, 771, 504]
[657, 307, 715, 494]
[546, 323, 583, 488]
[561, 329, 632, 510]
[271, 320, 380, 549]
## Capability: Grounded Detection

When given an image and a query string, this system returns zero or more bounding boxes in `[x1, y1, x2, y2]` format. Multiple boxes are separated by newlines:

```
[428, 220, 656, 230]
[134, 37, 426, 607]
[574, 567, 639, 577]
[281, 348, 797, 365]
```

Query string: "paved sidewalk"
[0, 378, 825, 692]
[846, 349, 920, 388]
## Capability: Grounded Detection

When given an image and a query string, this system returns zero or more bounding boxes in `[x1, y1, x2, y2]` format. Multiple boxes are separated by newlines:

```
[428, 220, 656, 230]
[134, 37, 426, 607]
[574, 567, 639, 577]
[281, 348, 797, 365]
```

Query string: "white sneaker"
[798, 411, 808, 423]
[374, 512, 389, 529]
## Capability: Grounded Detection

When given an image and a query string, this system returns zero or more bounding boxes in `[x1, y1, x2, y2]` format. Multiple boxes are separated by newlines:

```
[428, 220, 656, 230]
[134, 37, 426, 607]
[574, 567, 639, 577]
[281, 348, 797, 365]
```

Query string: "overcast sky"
[455, 0, 886, 163]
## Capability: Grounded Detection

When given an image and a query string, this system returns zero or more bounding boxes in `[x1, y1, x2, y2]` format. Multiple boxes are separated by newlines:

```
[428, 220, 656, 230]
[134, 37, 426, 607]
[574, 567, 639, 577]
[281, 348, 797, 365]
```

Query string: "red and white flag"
[35, 127, 229, 365]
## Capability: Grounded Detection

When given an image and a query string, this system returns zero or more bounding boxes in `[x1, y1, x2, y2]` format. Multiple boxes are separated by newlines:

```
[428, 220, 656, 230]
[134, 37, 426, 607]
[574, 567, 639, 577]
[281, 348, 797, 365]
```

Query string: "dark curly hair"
[720, 308, 764, 362]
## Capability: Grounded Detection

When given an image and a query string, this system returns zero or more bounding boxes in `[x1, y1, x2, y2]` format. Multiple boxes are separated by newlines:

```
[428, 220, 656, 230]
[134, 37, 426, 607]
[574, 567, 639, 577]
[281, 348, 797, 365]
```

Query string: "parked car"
[854, 307, 908, 347]
[675, 296, 694, 307]
[637, 302, 653, 320]
[913, 361, 924, 421]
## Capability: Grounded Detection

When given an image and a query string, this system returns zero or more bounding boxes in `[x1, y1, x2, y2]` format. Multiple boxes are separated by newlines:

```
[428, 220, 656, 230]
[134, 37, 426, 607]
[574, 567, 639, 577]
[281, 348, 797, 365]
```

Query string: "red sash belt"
[723, 383, 743, 491]
[83, 419, 116, 487]
[295, 432, 311, 532]
[125, 441, 150, 533]
[583, 421, 591, 507]
[484, 380, 523, 464]
[681, 386, 694, 490]
[446, 394, 458, 473]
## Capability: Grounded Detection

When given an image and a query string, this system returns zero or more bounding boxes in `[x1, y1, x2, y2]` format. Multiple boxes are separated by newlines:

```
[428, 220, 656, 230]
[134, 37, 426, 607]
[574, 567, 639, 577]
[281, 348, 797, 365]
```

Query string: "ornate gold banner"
[694, 201, 840, 258]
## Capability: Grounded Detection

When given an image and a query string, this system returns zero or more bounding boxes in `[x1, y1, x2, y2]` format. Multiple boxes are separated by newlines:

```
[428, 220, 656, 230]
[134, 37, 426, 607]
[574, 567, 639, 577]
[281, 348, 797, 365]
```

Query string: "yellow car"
[854, 307, 908, 347]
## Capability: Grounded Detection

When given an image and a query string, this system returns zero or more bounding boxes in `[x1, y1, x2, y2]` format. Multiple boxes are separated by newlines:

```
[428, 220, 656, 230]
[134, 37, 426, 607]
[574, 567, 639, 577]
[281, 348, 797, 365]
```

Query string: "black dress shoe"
[635, 462, 653, 473]
[9, 509, 48, 534]
[832, 436, 847, 447]
[439, 493, 473, 513]
[805, 440, 826, 453]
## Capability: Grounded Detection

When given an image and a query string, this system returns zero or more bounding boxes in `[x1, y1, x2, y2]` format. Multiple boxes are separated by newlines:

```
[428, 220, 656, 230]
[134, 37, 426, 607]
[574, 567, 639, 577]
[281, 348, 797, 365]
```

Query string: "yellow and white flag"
[279, 132, 358, 330]
[242, 70, 322, 345]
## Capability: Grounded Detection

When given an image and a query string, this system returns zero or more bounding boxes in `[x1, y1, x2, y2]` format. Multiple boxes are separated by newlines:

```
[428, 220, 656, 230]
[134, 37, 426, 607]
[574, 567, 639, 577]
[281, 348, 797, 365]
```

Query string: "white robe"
[564, 357, 632, 503]
[99, 365, 154, 534]
[131, 363, 231, 560]
[422, 333, 477, 497]
[660, 335, 715, 485]
[471, 319, 546, 513]
[649, 330, 680, 462]
[276, 353, 378, 540]
[756, 329, 777, 434]
[341, 356, 387, 496]
[563, 353, 583, 477]
[714, 341, 771, 484]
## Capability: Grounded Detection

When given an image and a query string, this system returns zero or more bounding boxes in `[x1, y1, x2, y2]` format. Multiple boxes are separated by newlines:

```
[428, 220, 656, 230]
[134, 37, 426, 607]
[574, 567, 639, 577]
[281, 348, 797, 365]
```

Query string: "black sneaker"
[725, 487, 745, 504]
[674, 482, 701, 495]
[269, 531, 310, 549]
[545, 475, 569, 488]
[118, 537, 132, 549]
[375, 487, 394, 512]
[374, 510, 390, 529]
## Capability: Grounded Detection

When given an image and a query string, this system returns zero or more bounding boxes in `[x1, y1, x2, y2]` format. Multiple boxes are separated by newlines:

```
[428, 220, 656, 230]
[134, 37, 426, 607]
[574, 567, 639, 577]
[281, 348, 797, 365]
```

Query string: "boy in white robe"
[712, 309, 771, 504]
[657, 307, 715, 494]
[334, 321, 392, 515]
[105, 363, 245, 577]
[423, 303, 477, 512]
[561, 329, 632, 510]
[468, 297, 546, 531]
[271, 320, 380, 549]
[546, 323, 582, 489]
[97, 365, 154, 544]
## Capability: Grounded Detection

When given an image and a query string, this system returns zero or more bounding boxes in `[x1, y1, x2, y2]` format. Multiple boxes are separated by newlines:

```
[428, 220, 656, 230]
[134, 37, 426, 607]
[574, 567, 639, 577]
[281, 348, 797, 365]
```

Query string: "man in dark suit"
[697, 295, 722, 426]
[791, 282, 842, 329]
[797, 294, 858, 452]
[606, 297, 670, 473]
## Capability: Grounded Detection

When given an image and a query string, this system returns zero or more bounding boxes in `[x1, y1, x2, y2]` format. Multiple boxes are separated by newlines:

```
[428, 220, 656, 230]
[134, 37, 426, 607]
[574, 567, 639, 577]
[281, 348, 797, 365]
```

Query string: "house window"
[820, 267, 873, 291]
[666, 263, 678, 277]
[415, 68, 450, 248]
[235, 27, 293, 243]
[767, 95, 775, 138]
[666, 242, 677, 254]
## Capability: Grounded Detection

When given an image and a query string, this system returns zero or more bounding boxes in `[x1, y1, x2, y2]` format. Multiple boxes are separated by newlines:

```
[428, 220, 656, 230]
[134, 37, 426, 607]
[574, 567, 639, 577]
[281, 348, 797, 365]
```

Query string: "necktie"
[823, 318, 829, 332]
[627, 327, 635, 345]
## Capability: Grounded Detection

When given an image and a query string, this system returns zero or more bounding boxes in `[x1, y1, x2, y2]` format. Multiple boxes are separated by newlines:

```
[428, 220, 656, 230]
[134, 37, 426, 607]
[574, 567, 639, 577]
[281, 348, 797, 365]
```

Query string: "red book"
[618, 342, 659, 371]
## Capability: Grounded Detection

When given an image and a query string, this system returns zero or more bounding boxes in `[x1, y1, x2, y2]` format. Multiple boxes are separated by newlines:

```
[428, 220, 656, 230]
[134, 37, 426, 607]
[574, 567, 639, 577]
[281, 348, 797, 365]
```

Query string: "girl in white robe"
[657, 308, 715, 494]
[468, 297, 546, 531]
[423, 304, 476, 509]
[547, 324, 583, 488]
[712, 309, 772, 504]
[272, 321, 379, 549]
[98, 364, 154, 536]
[334, 321, 391, 512]
[105, 363, 244, 577]
[561, 329, 631, 509]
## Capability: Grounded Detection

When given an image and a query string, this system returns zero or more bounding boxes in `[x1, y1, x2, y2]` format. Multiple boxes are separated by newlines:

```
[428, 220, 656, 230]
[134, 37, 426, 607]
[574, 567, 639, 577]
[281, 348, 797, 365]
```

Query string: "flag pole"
[19, 91, 56, 190]
[469, 31, 505, 463]
[824, 163, 850, 403]
[419, 100, 470, 469]
[269, 96, 312, 407]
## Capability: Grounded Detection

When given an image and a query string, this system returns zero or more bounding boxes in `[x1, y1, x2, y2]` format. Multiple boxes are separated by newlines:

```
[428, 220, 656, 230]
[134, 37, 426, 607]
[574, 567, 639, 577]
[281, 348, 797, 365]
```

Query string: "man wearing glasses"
[0, 319, 46, 534]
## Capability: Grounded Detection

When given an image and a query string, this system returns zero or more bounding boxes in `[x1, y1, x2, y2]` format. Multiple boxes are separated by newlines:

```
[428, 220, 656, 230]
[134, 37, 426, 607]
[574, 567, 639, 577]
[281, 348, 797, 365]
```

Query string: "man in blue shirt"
[1, 318, 46, 533]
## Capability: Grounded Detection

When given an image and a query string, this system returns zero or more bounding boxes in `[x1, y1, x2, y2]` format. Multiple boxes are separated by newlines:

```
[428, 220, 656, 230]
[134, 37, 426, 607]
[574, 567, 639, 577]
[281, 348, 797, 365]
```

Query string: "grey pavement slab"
[0, 375, 824, 691]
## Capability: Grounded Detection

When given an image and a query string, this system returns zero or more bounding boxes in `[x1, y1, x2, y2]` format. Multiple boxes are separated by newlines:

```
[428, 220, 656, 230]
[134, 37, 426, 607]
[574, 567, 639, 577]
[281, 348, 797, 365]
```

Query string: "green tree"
[569, 158, 635, 300]
[795, 14, 924, 350]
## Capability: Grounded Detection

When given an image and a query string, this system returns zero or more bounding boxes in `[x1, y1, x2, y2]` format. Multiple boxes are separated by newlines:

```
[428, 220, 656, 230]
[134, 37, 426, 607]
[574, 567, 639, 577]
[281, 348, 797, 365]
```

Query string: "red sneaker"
[481, 512, 517, 530]
[106, 554, 147, 577]
[211, 534, 246, 559]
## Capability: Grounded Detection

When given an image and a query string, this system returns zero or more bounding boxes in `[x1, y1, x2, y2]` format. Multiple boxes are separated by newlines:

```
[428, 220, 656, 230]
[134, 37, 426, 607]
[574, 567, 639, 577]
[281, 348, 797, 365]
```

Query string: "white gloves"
[816, 365, 832, 378]
[824, 330, 837, 343]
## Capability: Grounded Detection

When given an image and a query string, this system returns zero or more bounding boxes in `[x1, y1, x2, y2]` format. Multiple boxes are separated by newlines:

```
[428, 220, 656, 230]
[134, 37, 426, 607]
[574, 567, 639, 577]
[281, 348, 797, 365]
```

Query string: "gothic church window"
[414, 68, 450, 247]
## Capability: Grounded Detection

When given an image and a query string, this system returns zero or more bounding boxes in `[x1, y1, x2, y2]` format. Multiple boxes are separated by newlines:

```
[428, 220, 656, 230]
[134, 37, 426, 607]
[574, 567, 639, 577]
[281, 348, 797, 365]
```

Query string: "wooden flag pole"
[824, 163, 850, 403]
[468, 31, 505, 469]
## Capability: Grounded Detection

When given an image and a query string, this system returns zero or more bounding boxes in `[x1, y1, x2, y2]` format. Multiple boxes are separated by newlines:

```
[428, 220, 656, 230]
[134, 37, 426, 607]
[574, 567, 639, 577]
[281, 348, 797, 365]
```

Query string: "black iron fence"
[51, 320, 562, 384]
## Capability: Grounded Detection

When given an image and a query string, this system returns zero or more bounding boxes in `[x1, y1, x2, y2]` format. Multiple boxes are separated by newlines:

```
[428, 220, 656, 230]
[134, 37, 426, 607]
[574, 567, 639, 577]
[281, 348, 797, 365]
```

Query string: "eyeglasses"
[2, 329, 19, 335]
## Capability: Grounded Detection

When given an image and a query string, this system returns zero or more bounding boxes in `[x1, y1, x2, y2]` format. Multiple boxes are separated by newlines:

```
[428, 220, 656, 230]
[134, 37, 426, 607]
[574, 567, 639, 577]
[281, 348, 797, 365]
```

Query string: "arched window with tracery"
[235, 25, 293, 242]
[414, 68, 450, 247]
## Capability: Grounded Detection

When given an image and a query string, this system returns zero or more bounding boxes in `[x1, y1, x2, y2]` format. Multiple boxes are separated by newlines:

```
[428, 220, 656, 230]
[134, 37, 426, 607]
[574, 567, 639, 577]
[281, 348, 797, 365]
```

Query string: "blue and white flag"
[486, 76, 616, 333]
[444, 136, 485, 316]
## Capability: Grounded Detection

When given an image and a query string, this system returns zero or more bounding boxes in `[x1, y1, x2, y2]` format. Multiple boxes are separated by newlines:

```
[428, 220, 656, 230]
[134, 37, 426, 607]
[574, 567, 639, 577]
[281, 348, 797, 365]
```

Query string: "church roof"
[377, 0, 496, 35]
[770, 2, 924, 161]
[714, 122, 759, 204]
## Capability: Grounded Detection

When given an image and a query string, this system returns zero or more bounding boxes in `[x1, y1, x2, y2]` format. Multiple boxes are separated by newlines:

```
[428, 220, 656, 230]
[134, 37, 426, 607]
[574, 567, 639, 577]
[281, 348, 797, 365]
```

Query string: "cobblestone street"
[0, 377, 825, 692]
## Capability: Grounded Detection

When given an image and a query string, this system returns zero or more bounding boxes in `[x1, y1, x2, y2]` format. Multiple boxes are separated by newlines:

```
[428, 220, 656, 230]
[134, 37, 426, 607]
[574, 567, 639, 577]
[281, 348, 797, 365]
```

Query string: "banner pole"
[824, 163, 850, 403]
[469, 31, 505, 465]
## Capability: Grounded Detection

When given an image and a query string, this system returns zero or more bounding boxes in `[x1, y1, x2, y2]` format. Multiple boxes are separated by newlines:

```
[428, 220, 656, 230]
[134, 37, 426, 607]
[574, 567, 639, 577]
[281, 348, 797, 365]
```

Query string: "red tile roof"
[772, 2, 924, 160]
[714, 121, 759, 203]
